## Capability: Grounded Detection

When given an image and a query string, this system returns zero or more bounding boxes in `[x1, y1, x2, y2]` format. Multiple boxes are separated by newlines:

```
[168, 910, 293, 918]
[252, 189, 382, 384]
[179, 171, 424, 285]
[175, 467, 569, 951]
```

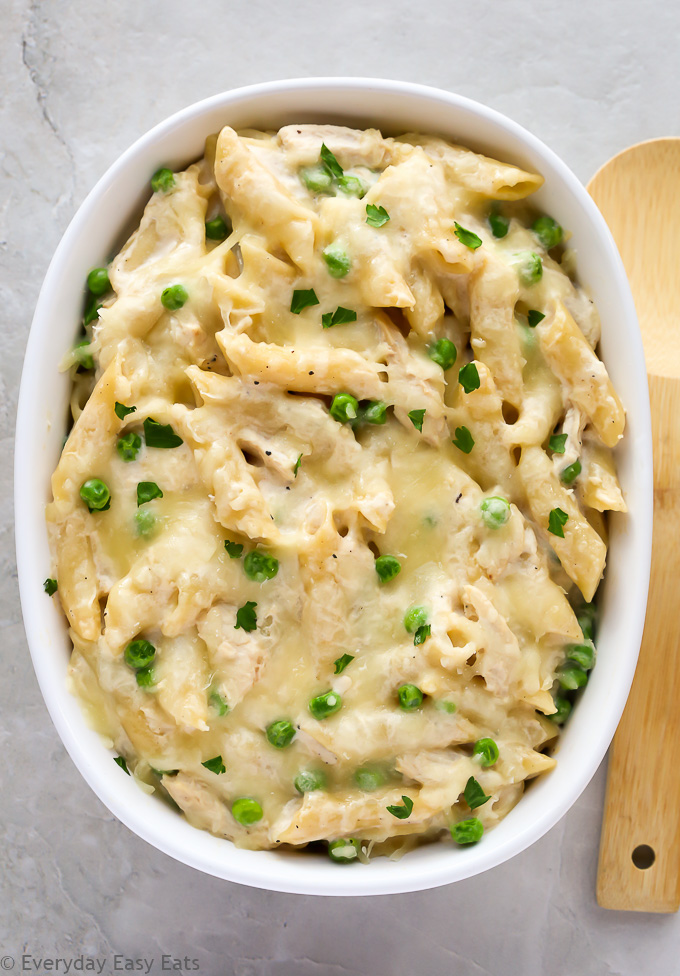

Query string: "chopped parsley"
[43, 578, 58, 596]
[320, 143, 344, 179]
[365, 204, 390, 227]
[114, 402, 137, 420]
[548, 507, 569, 538]
[143, 417, 183, 449]
[322, 306, 357, 328]
[333, 653, 355, 674]
[452, 425, 474, 454]
[224, 539, 244, 559]
[414, 624, 431, 646]
[464, 776, 491, 809]
[386, 795, 414, 820]
[136, 481, 163, 506]
[454, 222, 482, 250]
[408, 409, 426, 432]
[290, 288, 320, 314]
[561, 460, 582, 485]
[235, 601, 258, 632]
[458, 362, 481, 393]
[201, 755, 226, 774]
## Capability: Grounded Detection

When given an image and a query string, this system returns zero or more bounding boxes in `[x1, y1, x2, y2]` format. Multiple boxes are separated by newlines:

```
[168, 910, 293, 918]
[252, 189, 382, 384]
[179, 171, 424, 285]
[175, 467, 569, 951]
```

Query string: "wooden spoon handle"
[597, 374, 680, 911]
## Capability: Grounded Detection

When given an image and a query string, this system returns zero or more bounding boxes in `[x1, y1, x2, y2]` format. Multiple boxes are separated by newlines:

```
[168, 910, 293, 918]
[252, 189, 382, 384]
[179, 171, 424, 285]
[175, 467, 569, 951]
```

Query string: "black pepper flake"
[254, 381, 259, 385]
[332, 554, 337, 559]
[309, 371, 314, 375]
[455, 493, 462, 503]
[265, 451, 272, 456]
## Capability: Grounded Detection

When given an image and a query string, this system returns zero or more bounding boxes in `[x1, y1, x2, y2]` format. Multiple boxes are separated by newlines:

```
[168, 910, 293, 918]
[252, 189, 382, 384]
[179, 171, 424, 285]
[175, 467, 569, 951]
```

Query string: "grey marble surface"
[2, 1, 679, 973]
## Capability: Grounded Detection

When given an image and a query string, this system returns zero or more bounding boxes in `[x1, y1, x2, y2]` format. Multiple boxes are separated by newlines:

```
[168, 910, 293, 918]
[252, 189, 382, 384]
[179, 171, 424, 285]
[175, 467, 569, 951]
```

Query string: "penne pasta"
[47, 122, 625, 860]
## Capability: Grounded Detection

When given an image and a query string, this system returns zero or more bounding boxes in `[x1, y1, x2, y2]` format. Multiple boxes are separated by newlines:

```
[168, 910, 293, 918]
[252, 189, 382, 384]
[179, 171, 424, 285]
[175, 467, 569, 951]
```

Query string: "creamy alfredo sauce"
[47, 124, 626, 859]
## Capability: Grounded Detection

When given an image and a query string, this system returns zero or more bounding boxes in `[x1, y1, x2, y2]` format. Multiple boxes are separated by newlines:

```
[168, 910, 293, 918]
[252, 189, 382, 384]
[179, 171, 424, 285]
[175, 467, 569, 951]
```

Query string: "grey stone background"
[2, 1, 679, 973]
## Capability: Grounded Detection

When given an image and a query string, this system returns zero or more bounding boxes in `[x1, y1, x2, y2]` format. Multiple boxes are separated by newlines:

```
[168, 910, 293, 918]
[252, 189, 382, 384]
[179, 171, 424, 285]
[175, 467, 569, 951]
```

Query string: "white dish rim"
[14, 77, 653, 896]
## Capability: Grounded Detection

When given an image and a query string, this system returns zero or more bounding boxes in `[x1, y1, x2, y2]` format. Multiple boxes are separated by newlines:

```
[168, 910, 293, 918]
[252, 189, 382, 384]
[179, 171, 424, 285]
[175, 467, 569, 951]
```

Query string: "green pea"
[161, 284, 188, 311]
[560, 460, 582, 485]
[403, 606, 428, 633]
[450, 817, 484, 845]
[205, 215, 230, 240]
[435, 699, 457, 714]
[209, 691, 229, 716]
[552, 696, 572, 724]
[472, 738, 499, 767]
[397, 683, 423, 710]
[375, 555, 401, 583]
[80, 478, 111, 511]
[309, 690, 342, 720]
[300, 165, 333, 193]
[124, 638, 156, 669]
[117, 431, 142, 462]
[87, 267, 110, 295]
[354, 766, 386, 791]
[549, 433, 568, 454]
[480, 496, 511, 529]
[135, 665, 156, 689]
[266, 719, 296, 749]
[577, 604, 596, 641]
[488, 211, 509, 238]
[516, 250, 543, 286]
[533, 215, 563, 249]
[329, 393, 359, 424]
[427, 337, 457, 371]
[294, 769, 327, 794]
[243, 550, 279, 582]
[322, 242, 351, 278]
[565, 641, 595, 670]
[151, 168, 175, 193]
[337, 174, 368, 198]
[557, 663, 588, 690]
[134, 510, 156, 538]
[73, 339, 94, 371]
[361, 400, 388, 425]
[232, 797, 263, 825]
[328, 838, 361, 863]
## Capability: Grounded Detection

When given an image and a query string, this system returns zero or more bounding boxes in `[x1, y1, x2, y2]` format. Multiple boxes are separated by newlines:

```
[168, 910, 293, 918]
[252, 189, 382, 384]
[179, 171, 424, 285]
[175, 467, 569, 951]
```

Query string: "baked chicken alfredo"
[47, 124, 626, 862]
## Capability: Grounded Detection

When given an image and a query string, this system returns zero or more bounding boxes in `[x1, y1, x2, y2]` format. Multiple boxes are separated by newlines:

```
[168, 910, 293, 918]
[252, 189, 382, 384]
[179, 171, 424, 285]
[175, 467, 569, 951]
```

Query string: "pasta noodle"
[46, 123, 625, 858]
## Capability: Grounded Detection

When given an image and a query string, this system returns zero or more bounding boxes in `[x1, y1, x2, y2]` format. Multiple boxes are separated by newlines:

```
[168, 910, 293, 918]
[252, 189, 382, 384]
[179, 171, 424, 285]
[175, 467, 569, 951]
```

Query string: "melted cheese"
[47, 124, 625, 857]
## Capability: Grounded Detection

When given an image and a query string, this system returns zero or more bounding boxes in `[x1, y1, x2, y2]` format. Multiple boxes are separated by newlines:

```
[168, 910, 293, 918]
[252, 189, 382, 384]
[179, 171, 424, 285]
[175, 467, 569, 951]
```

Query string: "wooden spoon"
[590, 138, 680, 912]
